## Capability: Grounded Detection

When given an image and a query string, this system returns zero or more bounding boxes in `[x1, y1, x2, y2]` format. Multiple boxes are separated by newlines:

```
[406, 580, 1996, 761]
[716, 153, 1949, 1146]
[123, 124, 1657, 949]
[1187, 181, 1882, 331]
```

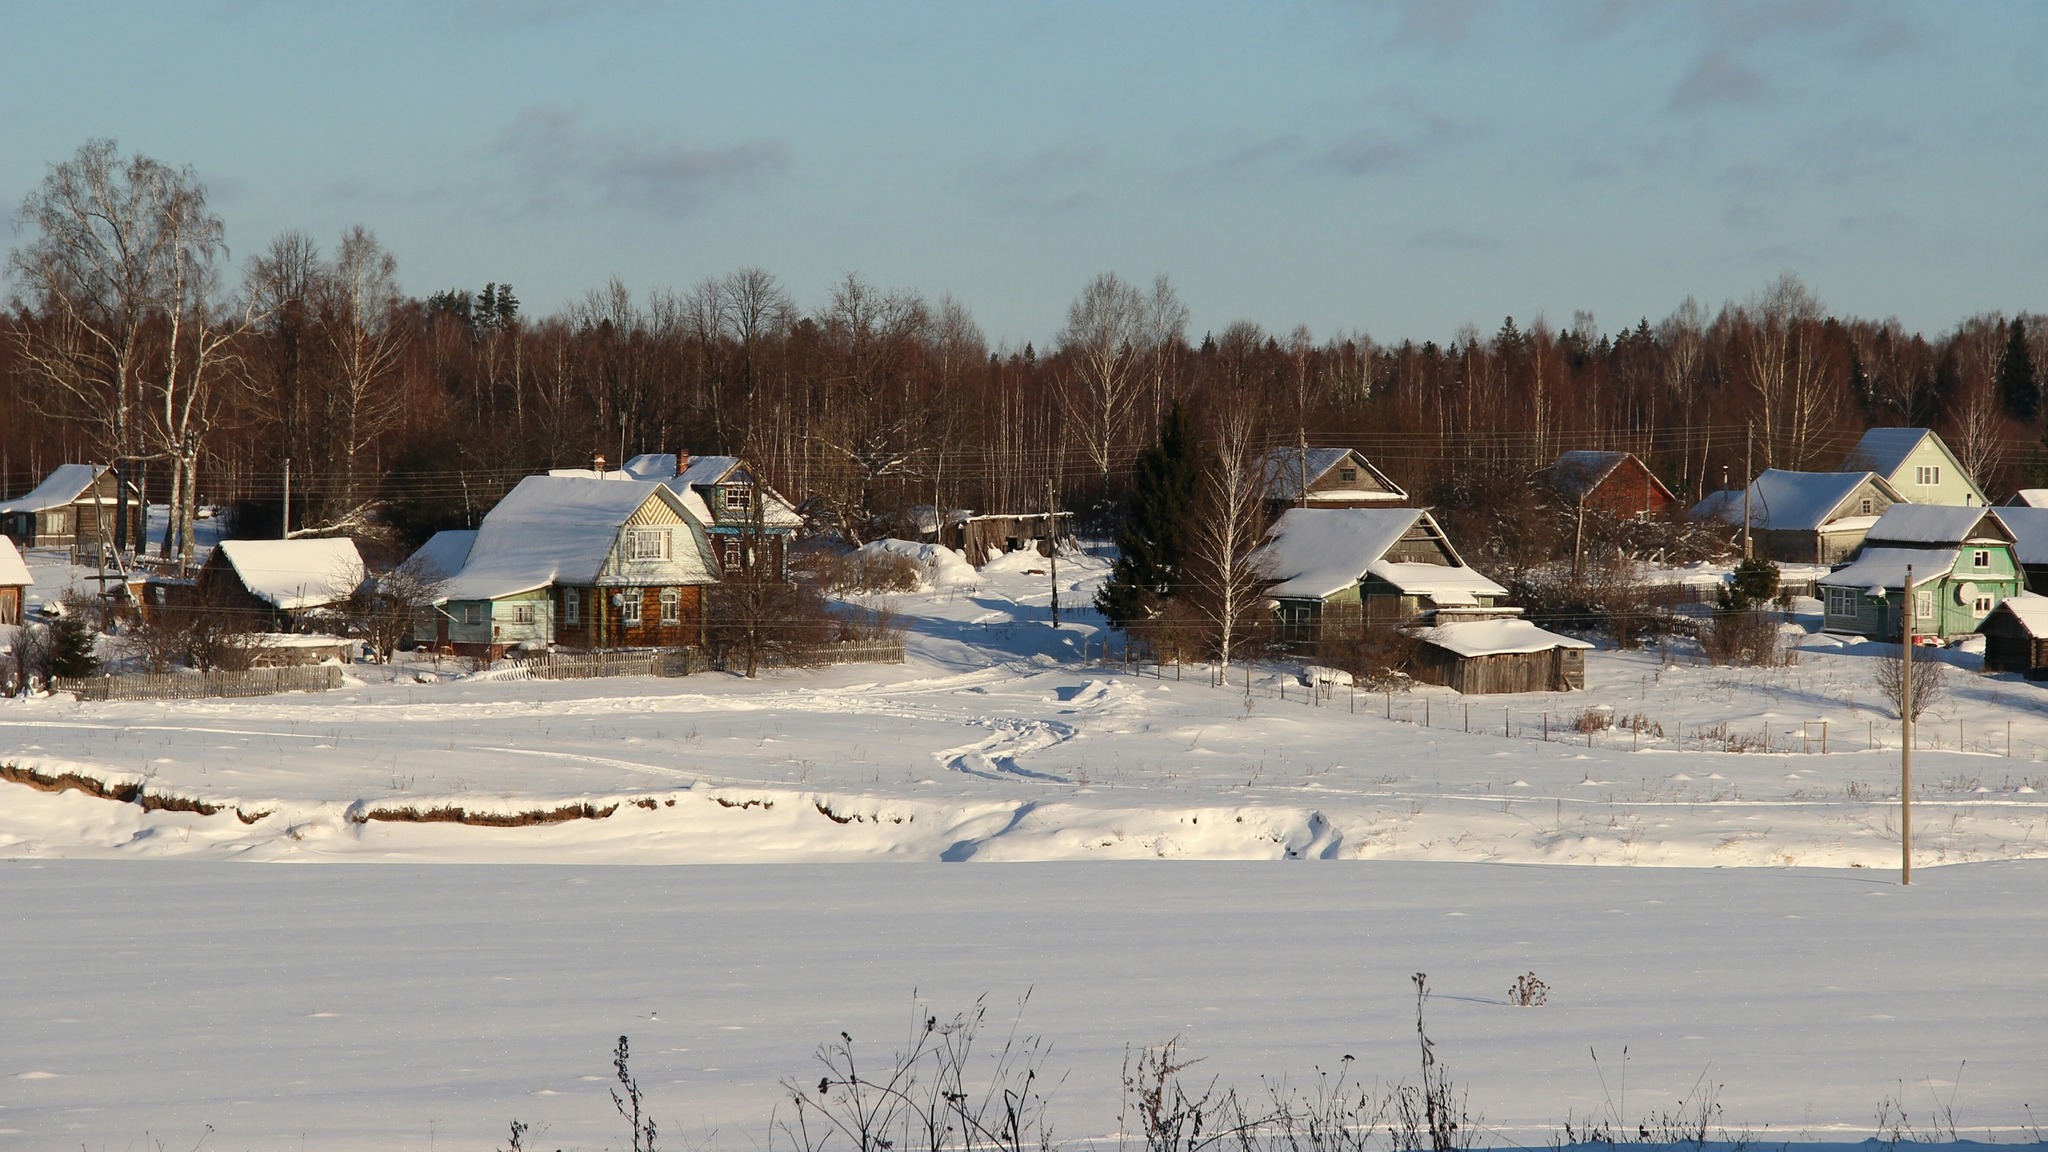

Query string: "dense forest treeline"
[6, 140, 2047, 567]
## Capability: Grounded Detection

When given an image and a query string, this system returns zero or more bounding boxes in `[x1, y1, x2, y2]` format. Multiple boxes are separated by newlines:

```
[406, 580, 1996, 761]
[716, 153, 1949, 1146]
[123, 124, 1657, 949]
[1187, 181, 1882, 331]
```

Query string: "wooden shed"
[0, 537, 32, 624]
[1978, 596, 2048, 678]
[1407, 609, 1592, 694]
[1545, 451, 1678, 518]
[0, 463, 145, 552]
[941, 512, 1074, 567]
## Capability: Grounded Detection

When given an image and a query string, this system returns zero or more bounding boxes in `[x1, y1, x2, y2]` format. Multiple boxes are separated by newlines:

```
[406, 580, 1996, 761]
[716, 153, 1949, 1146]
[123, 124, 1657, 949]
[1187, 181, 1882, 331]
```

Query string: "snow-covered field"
[5, 542, 2048, 1148]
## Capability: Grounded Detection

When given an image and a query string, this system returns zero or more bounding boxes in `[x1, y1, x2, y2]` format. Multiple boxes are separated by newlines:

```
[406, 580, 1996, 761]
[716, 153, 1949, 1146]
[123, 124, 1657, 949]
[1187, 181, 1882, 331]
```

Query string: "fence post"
[1386, 692, 1392, 719]
[1821, 719, 1828, 755]
[2007, 720, 2012, 758]
[1504, 708, 1509, 738]
[1543, 711, 1548, 741]
[1464, 703, 1469, 733]
[1424, 698, 1429, 727]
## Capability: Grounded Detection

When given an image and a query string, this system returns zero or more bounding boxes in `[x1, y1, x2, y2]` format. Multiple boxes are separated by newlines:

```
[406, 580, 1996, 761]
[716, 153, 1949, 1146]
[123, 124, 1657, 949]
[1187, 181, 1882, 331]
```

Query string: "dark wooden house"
[1258, 447, 1408, 517]
[1407, 608, 1592, 694]
[192, 537, 367, 629]
[0, 537, 31, 624]
[1979, 596, 2048, 678]
[0, 464, 145, 551]
[1691, 469, 1903, 565]
[1544, 451, 1678, 518]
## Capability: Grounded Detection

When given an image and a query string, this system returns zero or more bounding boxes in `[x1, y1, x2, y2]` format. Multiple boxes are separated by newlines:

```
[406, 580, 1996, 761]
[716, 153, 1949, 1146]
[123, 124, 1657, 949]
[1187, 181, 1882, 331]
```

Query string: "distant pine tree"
[1096, 403, 1198, 628]
[2001, 317, 2039, 422]
[47, 615, 99, 680]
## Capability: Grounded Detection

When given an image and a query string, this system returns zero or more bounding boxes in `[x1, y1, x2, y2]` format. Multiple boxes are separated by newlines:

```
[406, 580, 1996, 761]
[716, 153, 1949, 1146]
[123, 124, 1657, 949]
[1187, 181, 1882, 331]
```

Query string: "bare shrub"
[1701, 608, 1782, 667]
[346, 554, 447, 665]
[1568, 708, 1612, 734]
[1315, 604, 1421, 692]
[1875, 645, 1948, 722]
[1507, 973, 1549, 1007]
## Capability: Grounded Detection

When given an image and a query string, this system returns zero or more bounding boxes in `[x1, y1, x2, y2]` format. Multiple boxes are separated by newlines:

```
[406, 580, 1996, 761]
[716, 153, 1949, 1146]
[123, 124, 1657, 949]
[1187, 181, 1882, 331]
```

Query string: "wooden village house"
[1818, 505, 2021, 641]
[1408, 608, 1592, 694]
[1257, 448, 1408, 516]
[0, 464, 145, 553]
[624, 453, 801, 578]
[1543, 450, 1678, 518]
[1691, 469, 1903, 564]
[0, 537, 32, 625]
[1992, 506, 2048, 596]
[421, 474, 720, 658]
[1256, 507, 1509, 640]
[1844, 427, 1988, 508]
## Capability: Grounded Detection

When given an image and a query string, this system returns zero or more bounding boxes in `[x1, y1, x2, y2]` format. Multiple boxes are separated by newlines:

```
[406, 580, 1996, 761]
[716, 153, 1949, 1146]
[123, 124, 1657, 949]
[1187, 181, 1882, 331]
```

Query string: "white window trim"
[659, 587, 681, 624]
[562, 588, 579, 625]
[619, 590, 643, 626]
[463, 605, 481, 626]
[722, 485, 752, 511]
[1974, 550, 1990, 568]
[513, 604, 535, 625]
[628, 527, 671, 562]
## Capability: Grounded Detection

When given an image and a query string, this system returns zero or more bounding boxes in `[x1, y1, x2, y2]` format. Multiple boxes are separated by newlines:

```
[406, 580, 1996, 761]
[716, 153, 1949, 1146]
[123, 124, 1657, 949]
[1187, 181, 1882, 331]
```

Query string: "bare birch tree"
[1187, 390, 1272, 669]
[1053, 272, 1146, 493]
[141, 181, 240, 571]
[313, 226, 405, 532]
[1738, 273, 1836, 469]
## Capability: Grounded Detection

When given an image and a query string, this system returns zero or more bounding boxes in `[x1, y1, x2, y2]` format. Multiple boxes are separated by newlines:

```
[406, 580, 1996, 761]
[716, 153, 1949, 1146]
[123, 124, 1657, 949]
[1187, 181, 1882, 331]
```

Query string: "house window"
[1914, 591, 1934, 622]
[660, 587, 680, 624]
[463, 605, 481, 626]
[722, 485, 751, 512]
[562, 589, 579, 625]
[619, 590, 642, 626]
[512, 605, 535, 625]
[1975, 595, 1995, 614]
[42, 511, 63, 535]
[1825, 587, 1859, 618]
[723, 539, 742, 571]
[1974, 550, 1991, 568]
[1338, 468, 1357, 482]
[1916, 465, 1940, 486]
[628, 527, 670, 561]
[1859, 498, 1873, 515]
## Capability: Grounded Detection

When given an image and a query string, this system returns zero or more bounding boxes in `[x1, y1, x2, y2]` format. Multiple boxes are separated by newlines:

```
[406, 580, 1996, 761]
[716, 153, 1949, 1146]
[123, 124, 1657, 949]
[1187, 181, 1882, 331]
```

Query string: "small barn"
[1978, 595, 2048, 678]
[2005, 489, 2048, 508]
[1993, 506, 2048, 595]
[0, 464, 145, 551]
[0, 537, 32, 624]
[1408, 608, 1592, 694]
[1544, 450, 1678, 518]
[940, 512, 1075, 567]
[194, 538, 367, 628]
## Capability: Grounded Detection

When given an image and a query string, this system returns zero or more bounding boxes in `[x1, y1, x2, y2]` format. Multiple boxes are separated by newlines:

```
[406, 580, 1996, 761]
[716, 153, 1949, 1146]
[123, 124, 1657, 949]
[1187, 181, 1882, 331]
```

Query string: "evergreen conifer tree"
[2001, 317, 2039, 422]
[1096, 403, 1199, 627]
[47, 615, 100, 680]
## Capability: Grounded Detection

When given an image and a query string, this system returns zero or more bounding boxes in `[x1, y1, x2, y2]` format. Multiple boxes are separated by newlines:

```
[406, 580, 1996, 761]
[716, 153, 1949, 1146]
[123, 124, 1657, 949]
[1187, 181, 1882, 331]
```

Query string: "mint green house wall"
[1821, 545, 2021, 639]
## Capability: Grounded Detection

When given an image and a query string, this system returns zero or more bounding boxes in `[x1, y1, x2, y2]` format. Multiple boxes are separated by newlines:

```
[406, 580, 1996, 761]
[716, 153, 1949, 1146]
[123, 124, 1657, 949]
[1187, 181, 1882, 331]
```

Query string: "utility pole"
[1901, 563, 1914, 886]
[1046, 479, 1060, 629]
[281, 457, 291, 540]
[1741, 425, 1753, 561]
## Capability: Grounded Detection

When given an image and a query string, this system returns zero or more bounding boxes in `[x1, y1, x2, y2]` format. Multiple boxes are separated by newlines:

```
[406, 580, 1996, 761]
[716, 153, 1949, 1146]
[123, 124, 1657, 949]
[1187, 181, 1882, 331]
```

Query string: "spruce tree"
[1096, 403, 1199, 628]
[2000, 317, 2039, 422]
[46, 615, 100, 680]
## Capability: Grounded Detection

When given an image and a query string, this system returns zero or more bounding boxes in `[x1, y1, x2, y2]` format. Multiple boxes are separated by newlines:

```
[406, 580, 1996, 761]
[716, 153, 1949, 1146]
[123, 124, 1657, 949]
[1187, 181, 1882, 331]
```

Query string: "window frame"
[1916, 465, 1940, 486]
[627, 527, 670, 562]
[723, 539, 743, 571]
[562, 588, 579, 625]
[1973, 549, 1991, 569]
[1974, 595, 1995, 614]
[619, 589, 643, 626]
[1337, 468, 1357, 483]
[1825, 587, 1858, 619]
[659, 587, 681, 624]
[512, 604, 535, 626]
[721, 484, 752, 512]
[462, 604, 481, 626]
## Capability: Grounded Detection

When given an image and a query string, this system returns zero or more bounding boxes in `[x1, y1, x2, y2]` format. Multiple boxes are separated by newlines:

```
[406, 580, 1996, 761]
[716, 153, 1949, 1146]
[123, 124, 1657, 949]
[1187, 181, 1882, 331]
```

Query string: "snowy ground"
[5, 543, 2048, 1148]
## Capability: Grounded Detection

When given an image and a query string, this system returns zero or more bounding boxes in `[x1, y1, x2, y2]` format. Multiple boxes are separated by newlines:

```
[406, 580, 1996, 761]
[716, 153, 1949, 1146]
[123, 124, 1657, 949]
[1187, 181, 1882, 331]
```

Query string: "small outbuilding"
[1978, 595, 2048, 678]
[1407, 608, 1592, 694]
[193, 537, 368, 628]
[940, 511, 1075, 567]
[1993, 506, 2048, 595]
[1544, 450, 1678, 518]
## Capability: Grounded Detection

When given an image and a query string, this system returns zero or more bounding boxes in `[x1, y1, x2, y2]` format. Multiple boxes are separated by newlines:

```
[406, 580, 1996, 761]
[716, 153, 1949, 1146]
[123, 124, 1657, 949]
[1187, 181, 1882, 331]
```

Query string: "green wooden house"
[1818, 505, 2020, 641]
[1255, 507, 1507, 644]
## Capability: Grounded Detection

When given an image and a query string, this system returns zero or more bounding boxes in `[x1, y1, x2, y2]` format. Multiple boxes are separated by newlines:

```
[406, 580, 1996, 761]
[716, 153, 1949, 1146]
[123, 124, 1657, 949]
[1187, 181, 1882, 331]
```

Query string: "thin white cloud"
[494, 106, 790, 220]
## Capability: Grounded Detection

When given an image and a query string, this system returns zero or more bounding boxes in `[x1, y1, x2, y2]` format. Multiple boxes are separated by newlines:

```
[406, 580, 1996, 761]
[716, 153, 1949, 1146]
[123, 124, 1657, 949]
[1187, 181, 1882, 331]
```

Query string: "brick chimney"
[592, 453, 607, 474]
[675, 451, 690, 477]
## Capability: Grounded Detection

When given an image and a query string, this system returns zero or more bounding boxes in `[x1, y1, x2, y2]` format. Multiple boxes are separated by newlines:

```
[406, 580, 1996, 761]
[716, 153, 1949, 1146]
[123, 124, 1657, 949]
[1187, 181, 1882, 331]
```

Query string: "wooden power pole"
[1901, 563, 1914, 886]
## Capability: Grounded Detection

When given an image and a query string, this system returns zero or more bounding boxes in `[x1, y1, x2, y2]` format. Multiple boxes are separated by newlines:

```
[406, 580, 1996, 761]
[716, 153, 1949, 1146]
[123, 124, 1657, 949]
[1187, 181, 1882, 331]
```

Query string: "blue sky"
[4, 1, 2045, 345]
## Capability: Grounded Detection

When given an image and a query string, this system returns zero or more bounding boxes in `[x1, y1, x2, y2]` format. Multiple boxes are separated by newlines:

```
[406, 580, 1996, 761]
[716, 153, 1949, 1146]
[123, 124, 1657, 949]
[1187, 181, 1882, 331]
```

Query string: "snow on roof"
[2008, 489, 2048, 508]
[622, 453, 678, 480]
[0, 464, 106, 514]
[1259, 508, 1502, 601]
[1845, 427, 1933, 476]
[656, 456, 802, 528]
[0, 537, 32, 587]
[440, 475, 713, 602]
[1819, 546, 1957, 594]
[1417, 617, 1592, 657]
[1990, 592, 2048, 634]
[1690, 469, 1882, 531]
[1864, 504, 2006, 546]
[406, 530, 477, 580]
[1547, 450, 1629, 499]
[675, 455, 742, 487]
[217, 538, 365, 610]
[1258, 448, 1405, 502]
[1994, 507, 2048, 566]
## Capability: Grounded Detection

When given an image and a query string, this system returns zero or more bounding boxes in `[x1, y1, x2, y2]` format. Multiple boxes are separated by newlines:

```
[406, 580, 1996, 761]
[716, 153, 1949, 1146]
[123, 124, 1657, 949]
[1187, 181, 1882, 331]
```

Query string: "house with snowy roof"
[422, 474, 719, 656]
[192, 537, 367, 628]
[1978, 594, 2048, 678]
[0, 537, 32, 625]
[1843, 427, 1986, 508]
[1817, 505, 2020, 641]
[623, 452, 800, 578]
[1690, 469, 1904, 564]
[1992, 506, 2048, 595]
[1409, 608, 1593, 693]
[1256, 448, 1407, 517]
[1542, 450, 1677, 518]
[2004, 489, 2048, 508]
[1256, 507, 1507, 641]
[0, 463, 144, 550]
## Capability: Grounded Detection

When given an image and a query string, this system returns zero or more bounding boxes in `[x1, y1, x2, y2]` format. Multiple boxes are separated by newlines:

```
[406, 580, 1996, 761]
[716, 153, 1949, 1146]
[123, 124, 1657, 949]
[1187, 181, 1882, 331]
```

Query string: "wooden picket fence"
[58, 664, 344, 702]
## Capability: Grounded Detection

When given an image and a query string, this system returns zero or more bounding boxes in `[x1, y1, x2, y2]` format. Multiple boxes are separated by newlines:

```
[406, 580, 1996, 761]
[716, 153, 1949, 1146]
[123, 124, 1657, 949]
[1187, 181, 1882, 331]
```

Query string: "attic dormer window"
[722, 485, 752, 511]
[1974, 550, 1990, 568]
[1916, 465, 1940, 486]
[627, 527, 671, 561]
[1338, 468, 1357, 482]
[1859, 498, 1873, 515]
